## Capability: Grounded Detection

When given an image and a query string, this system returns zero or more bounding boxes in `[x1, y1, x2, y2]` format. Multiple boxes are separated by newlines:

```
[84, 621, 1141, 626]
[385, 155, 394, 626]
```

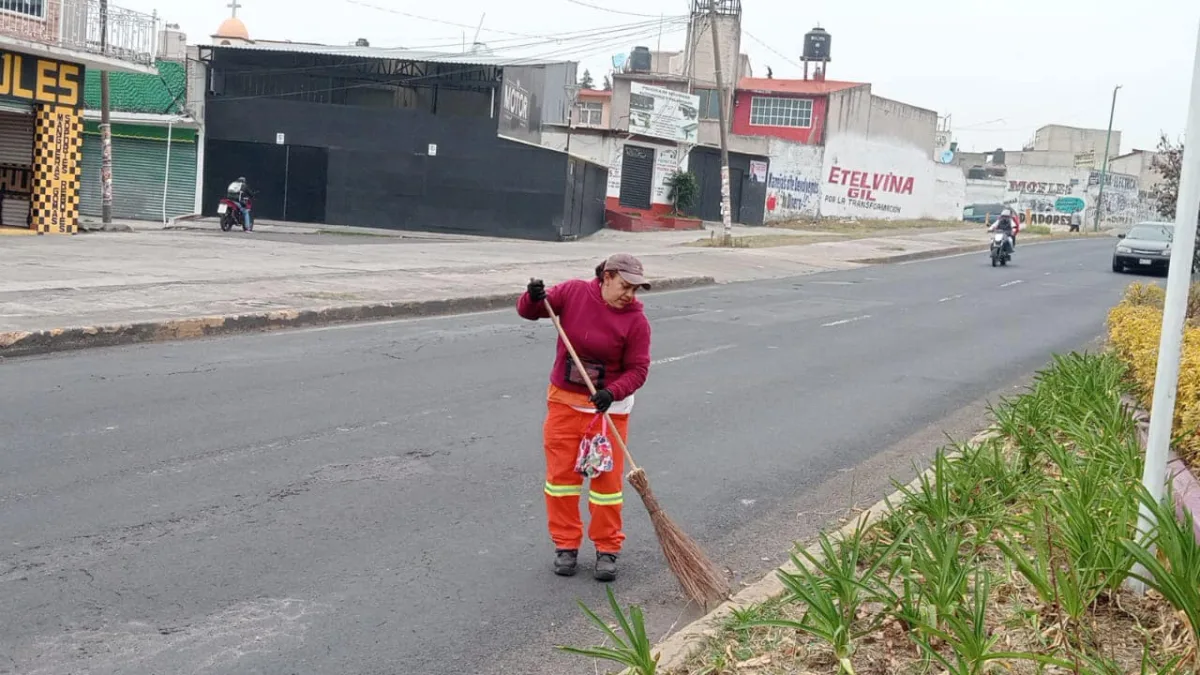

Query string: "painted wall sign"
[0, 51, 83, 109]
[0, 162, 32, 198]
[1008, 180, 1073, 195]
[825, 166, 914, 214]
[1054, 196, 1086, 213]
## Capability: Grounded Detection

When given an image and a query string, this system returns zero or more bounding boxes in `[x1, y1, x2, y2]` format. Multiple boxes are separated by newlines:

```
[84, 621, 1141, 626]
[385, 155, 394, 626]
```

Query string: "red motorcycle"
[217, 195, 253, 232]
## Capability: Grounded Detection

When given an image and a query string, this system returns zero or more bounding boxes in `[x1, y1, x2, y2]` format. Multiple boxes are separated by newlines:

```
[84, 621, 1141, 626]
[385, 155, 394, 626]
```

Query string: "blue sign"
[939, 149, 954, 164]
[1055, 196, 1086, 213]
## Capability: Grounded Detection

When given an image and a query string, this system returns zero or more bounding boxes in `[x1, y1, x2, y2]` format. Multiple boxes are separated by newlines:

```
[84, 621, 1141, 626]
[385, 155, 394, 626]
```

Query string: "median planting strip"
[562, 351, 1200, 674]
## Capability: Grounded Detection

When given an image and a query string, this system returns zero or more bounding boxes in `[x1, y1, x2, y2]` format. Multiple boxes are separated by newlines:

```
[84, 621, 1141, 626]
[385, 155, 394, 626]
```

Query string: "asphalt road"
[0, 238, 1137, 675]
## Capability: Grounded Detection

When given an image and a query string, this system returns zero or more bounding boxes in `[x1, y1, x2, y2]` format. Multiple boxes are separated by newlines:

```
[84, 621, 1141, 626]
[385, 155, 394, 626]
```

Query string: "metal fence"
[59, 0, 156, 66]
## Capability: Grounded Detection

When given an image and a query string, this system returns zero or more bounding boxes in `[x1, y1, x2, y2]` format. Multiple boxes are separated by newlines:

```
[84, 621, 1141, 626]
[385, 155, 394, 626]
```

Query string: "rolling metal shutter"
[80, 132, 197, 221]
[618, 144, 654, 210]
[0, 107, 34, 228]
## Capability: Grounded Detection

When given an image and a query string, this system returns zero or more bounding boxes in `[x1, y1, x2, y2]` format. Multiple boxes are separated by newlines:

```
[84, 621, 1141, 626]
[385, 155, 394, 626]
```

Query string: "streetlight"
[1094, 84, 1122, 232]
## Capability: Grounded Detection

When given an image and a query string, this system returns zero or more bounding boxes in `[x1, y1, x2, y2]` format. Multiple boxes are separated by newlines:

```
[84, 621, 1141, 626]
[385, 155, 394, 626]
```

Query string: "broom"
[542, 296, 730, 606]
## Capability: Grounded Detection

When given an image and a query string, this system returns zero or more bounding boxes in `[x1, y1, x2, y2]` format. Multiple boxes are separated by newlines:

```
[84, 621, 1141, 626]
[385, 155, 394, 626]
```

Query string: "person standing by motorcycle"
[988, 208, 1018, 252]
[226, 176, 256, 231]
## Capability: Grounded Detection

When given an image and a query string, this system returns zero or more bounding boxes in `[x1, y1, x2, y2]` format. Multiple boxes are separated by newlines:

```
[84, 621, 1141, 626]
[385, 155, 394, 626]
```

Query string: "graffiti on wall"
[822, 165, 913, 215]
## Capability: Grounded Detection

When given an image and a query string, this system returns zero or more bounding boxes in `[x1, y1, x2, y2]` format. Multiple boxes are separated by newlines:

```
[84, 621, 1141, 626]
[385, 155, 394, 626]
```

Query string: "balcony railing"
[58, 0, 157, 66]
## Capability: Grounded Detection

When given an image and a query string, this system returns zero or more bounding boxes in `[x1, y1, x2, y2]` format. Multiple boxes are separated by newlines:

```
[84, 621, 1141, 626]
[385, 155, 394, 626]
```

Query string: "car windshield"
[1126, 225, 1173, 242]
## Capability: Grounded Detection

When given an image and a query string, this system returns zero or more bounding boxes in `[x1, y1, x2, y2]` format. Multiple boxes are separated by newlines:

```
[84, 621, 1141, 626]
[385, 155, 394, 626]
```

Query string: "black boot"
[554, 549, 578, 577]
[594, 553, 618, 582]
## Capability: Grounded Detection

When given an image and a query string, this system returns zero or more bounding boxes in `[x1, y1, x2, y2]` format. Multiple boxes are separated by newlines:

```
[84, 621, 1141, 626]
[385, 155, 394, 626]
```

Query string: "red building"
[731, 77, 865, 145]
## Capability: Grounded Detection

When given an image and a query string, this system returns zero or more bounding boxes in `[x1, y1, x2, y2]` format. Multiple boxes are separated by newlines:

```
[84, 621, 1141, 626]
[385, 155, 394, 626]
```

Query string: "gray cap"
[604, 253, 649, 289]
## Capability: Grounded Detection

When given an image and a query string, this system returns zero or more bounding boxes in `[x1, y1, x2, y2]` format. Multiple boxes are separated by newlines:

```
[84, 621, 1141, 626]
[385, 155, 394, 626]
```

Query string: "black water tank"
[629, 46, 652, 72]
[803, 27, 831, 61]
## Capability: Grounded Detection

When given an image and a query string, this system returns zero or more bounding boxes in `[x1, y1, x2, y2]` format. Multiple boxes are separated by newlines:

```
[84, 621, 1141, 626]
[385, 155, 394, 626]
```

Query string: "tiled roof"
[84, 60, 187, 115]
[737, 77, 865, 95]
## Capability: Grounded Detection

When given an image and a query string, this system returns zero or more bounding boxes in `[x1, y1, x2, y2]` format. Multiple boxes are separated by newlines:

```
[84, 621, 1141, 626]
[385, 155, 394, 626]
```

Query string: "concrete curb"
[651, 429, 998, 674]
[0, 276, 716, 358]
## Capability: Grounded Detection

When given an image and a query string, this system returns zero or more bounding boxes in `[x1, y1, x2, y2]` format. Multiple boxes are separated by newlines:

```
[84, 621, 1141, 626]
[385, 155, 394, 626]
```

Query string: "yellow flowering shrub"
[1108, 287, 1200, 460]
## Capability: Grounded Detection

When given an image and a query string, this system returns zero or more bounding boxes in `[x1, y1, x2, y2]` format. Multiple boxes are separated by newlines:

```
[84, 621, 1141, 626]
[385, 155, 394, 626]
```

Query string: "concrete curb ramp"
[0, 276, 716, 358]
[648, 430, 997, 674]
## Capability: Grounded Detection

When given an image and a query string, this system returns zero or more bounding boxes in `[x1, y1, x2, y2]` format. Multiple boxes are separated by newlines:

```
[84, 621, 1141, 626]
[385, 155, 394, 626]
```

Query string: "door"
[204, 139, 287, 219]
[282, 145, 328, 223]
[618, 144, 653, 210]
[0, 107, 34, 228]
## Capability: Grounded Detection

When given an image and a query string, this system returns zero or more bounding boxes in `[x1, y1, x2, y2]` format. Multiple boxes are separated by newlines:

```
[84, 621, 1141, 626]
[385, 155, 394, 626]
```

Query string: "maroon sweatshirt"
[517, 278, 652, 401]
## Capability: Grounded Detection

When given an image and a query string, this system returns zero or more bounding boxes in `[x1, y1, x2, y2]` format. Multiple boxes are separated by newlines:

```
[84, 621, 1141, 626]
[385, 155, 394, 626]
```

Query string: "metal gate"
[80, 133, 197, 221]
[618, 144, 653, 210]
[0, 107, 34, 228]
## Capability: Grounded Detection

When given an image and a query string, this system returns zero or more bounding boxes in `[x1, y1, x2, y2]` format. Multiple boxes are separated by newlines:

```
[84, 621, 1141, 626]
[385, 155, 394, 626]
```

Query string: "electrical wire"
[210, 17, 689, 78]
[563, 0, 672, 18]
[207, 22, 690, 104]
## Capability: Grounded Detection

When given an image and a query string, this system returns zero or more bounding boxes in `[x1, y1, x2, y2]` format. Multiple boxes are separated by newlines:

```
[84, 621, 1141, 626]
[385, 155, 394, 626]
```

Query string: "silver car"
[1112, 221, 1175, 273]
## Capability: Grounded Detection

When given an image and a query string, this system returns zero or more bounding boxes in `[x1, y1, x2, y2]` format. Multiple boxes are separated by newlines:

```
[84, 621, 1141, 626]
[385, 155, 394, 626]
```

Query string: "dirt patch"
[683, 234, 850, 249]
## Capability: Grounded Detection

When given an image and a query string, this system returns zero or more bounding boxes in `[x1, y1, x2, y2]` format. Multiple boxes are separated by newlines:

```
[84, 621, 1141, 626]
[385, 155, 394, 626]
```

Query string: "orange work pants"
[543, 400, 628, 554]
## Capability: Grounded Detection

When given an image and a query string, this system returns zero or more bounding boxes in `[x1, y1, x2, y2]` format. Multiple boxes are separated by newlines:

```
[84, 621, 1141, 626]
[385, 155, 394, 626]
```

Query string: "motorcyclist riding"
[988, 208, 1017, 253]
[226, 176, 255, 231]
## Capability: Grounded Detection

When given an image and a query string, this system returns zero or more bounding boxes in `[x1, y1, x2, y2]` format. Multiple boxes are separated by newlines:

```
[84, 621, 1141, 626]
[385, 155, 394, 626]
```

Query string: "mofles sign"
[0, 51, 83, 109]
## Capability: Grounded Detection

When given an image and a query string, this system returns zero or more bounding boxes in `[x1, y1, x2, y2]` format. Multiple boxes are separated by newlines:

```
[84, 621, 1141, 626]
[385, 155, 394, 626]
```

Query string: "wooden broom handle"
[542, 297, 641, 472]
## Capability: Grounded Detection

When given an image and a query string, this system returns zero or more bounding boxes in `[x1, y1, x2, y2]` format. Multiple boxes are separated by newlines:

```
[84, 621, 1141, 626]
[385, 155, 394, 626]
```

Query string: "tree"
[1151, 133, 1200, 272]
[579, 69, 595, 90]
[602, 74, 612, 91]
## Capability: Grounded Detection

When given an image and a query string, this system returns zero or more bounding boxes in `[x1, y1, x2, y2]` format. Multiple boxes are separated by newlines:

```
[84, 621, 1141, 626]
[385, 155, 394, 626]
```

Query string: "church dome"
[215, 16, 249, 40]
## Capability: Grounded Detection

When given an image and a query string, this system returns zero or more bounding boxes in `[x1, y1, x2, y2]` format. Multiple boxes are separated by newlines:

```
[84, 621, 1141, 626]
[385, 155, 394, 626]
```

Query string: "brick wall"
[0, 0, 62, 45]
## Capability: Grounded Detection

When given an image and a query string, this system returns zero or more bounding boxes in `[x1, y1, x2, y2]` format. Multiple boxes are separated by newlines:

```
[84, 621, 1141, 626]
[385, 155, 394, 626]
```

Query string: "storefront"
[0, 49, 86, 234]
[79, 121, 197, 221]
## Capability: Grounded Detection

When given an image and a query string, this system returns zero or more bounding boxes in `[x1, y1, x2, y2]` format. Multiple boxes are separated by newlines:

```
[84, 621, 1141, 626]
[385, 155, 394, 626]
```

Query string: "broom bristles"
[627, 468, 730, 606]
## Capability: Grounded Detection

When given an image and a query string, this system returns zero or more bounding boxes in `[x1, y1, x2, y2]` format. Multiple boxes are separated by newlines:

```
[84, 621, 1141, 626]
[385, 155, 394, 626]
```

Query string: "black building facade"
[199, 45, 605, 241]
[686, 147, 769, 226]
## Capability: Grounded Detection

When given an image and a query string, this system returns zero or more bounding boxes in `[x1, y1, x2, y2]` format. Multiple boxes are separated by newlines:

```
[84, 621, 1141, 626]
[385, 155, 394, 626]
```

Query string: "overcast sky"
[135, 0, 1198, 154]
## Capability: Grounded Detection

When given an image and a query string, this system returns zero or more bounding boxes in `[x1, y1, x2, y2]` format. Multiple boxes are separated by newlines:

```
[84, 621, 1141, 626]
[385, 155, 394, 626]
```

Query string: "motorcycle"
[217, 195, 252, 232]
[990, 231, 1012, 267]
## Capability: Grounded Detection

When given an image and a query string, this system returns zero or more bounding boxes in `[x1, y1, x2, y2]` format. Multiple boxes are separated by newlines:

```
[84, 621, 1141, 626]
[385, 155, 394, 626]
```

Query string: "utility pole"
[1094, 84, 1121, 232]
[99, 0, 113, 228]
[1130, 19, 1200, 596]
[708, 6, 733, 246]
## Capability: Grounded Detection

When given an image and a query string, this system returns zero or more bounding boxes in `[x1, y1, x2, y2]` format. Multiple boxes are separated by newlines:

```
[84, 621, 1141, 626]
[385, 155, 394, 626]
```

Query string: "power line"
[563, 0, 675, 18]
[208, 23, 689, 104]
[210, 18, 689, 79]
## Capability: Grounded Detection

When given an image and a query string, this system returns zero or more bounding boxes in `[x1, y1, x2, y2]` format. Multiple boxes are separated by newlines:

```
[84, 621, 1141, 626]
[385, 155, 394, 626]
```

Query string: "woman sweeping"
[517, 253, 652, 582]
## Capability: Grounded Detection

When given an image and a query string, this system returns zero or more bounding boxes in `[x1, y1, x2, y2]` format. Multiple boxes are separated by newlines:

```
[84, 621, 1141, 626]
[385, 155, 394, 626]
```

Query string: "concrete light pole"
[1094, 84, 1122, 232]
[1131, 19, 1200, 595]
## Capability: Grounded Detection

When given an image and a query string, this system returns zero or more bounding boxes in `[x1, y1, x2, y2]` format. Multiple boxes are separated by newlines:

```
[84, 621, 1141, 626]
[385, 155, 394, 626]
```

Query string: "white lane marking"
[659, 309, 725, 322]
[896, 236, 1093, 265]
[999, 280, 1024, 288]
[651, 344, 735, 366]
[822, 315, 871, 327]
[939, 294, 964, 303]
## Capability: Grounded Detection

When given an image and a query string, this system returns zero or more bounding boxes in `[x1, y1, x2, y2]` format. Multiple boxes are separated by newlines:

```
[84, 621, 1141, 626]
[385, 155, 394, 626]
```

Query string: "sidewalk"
[0, 222, 1020, 356]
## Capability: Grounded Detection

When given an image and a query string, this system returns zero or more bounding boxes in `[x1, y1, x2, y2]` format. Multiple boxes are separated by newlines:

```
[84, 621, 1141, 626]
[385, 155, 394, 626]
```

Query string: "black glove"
[590, 389, 614, 413]
[527, 278, 546, 303]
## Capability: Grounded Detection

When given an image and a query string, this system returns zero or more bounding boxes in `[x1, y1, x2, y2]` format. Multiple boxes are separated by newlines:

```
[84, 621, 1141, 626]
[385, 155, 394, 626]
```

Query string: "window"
[577, 101, 603, 126]
[0, 0, 45, 18]
[695, 88, 721, 120]
[749, 96, 813, 128]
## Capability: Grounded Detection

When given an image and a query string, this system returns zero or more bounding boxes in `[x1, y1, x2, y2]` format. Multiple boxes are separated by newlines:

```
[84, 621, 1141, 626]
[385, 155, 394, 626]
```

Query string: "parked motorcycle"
[217, 196, 252, 232]
[990, 231, 1012, 267]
